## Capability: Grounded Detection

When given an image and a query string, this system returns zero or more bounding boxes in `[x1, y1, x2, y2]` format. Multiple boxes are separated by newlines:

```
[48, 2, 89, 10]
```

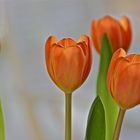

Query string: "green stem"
[113, 108, 126, 140]
[65, 94, 72, 140]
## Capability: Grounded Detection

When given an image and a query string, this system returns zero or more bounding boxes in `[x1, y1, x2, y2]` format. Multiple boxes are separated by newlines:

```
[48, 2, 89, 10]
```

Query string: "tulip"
[45, 35, 92, 140]
[91, 16, 132, 53]
[45, 35, 92, 94]
[107, 48, 140, 140]
[107, 48, 140, 109]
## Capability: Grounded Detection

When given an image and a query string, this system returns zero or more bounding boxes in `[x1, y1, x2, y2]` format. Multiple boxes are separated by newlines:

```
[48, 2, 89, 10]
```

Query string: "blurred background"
[0, 0, 140, 139]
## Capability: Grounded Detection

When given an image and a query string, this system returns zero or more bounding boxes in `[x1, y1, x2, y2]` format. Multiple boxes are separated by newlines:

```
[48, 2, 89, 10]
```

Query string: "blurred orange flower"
[45, 35, 92, 94]
[107, 48, 140, 109]
[91, 16, 132, 53]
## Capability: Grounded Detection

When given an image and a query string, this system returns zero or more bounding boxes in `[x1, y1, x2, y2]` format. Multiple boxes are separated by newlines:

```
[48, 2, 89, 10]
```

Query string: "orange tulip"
[107, 48, 140, 109]
[91, 16, 132, 53]
[45, 35, 92, 94]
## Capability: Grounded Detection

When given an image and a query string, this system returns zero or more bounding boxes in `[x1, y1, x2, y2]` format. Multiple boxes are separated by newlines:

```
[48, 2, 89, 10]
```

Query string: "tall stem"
[113, 108, 126, 140]
[65, 93, 72, 140]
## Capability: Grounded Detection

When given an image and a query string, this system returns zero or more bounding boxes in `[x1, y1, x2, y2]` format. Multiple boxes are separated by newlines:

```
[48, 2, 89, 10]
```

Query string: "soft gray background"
[0, 0, 140, 140]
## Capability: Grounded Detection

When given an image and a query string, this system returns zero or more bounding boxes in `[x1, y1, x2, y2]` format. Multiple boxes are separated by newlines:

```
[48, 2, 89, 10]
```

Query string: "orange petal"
[57, 38, 76, 48]
[45, 36, 57, 51]
[112, 58, 129, 98]
[98, 16, 125, 52]
[77, 35, 90, 55]
[115, 63, 140, 109]
[45, 36, 57, 63]
[107, 48, 126, 95]
[77, 41, 92, 82]
[125, 54, 136, 61]
[78, 34, 90, 47]
[45, 36, 57, 81]
[77, 42, 87, 56]
[51, 46, 86, 93]
[47, 44, 63, 83]
[120, 16, 132, 51]
[126, 54, 140, 63]
[91, 20, 100, 53]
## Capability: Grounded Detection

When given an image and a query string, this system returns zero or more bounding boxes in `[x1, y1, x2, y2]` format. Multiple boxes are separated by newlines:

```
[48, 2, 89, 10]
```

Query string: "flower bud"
[45, 35, 92, 94]
[91, 16, 132, 53]
[107, 48, 140, 109]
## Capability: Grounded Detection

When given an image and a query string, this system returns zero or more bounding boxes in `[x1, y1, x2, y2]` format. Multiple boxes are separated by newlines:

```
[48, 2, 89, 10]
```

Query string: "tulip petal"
[78, 35, 92, 81]
[45, 36, 57, 63]
[125, 54, 136, 61]
[77, 42, 87, 56]
[97, 16, 126, 52]
[126, 54, 140, 63]
[51, 45, 86, 93]
[120, 16, 132, 51]
[112, 58, 129, 98]
[107, 48, 126, 96]
[57, 38, 77, 48]
[84, 49, 92, 81]
[115, 63, 140, 108]
[78, 34, 90, 48]
[45, 36, 58, 81]
[91, 20, 100, 53]
[77, 41, 92, 82]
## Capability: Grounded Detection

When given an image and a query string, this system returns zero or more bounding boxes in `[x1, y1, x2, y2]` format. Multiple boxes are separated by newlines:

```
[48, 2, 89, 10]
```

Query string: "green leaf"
[0, 99, 5, 140]
[97, 34, 119, 140]
[85, 96, 105, 140]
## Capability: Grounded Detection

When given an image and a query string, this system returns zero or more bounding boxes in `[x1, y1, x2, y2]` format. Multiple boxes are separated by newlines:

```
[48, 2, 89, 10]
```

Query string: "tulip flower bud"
[45, 35, 92, 94]
[91, 16, 132, 53]
[107, 48, 140, 109]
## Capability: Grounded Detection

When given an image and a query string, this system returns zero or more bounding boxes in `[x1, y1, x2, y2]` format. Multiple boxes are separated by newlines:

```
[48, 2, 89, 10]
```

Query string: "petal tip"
[79, 34, 90, 46]
[114, 48, 126, 57]
[57, 38, 76, 47]
[45, 36, 57, 47]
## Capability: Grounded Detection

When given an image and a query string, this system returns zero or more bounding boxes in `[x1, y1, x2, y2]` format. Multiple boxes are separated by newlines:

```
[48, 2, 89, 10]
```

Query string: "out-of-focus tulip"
[91, 16, 132, 53]
[107, 48, 140, 109]
[45, 35, 92, 94]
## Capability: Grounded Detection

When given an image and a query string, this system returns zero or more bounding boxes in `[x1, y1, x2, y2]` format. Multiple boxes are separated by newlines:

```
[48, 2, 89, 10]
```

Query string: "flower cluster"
[45, 15, 140, 140]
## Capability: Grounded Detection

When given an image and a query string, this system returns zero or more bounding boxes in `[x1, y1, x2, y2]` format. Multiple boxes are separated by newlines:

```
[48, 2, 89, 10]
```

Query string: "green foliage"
[97, 34, 119, 140]
[85, 96, 105, 140]
[0, 100, 5, 140]
[85, 34, 119, 140]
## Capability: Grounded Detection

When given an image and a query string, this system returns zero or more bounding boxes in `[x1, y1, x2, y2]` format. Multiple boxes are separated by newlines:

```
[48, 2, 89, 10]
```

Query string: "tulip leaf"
[85, 96, 105, 140]
[0, 99, 5, 140]
[97, 34, 119, 140]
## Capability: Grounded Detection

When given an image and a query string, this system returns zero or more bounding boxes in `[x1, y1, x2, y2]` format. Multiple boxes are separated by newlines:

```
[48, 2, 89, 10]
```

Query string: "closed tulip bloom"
[45, 35, 92, 94]
[107, 48, 140, 109]
[91, 16, 132, 53]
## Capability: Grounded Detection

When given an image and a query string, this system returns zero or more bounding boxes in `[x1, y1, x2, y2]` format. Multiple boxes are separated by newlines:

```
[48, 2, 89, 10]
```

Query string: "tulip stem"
[113, 108, 126, 140]
[65, 93, 72, 140]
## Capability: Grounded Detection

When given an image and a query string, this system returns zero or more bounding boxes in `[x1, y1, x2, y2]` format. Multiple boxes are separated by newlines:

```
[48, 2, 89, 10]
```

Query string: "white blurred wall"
[0, 0, 140, 140]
